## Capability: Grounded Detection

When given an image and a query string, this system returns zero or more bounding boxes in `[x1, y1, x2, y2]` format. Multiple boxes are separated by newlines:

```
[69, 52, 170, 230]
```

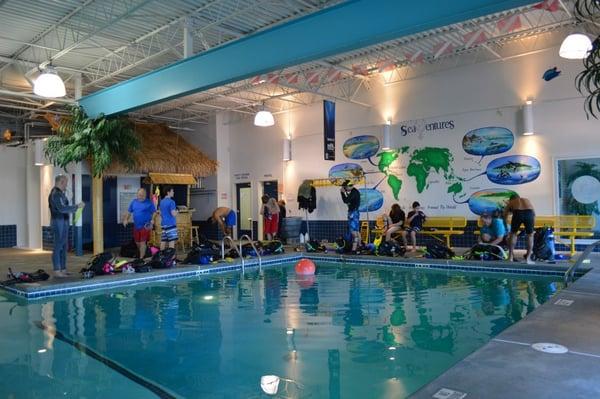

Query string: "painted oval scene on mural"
[358, 188, 384, 213]
[467, 188, 517, 215]
[328, 163, 365, 181]
[486, 155, 541, 185]
[343, 135, 380, 159]
[462, 127, 514, 157]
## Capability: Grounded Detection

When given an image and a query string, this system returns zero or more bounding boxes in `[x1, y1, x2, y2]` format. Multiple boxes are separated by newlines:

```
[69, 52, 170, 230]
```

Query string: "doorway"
[236, 182, 252, 238]
[261, 180, 278, 240]
[263, 180, 278, 200]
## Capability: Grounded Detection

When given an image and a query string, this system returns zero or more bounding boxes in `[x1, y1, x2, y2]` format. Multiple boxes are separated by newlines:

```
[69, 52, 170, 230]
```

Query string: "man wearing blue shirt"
[123, 188, 156, 258]
[48, 175, 84, 277]
[479, 212, 506, 246]
[159, 185, 178, 250]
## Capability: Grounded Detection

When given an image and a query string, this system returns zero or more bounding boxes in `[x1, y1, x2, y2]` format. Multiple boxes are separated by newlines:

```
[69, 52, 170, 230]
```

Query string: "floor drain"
[531, 342, 569, 354]
[433, 388, 467, 399]
[554, 299, 574, 307]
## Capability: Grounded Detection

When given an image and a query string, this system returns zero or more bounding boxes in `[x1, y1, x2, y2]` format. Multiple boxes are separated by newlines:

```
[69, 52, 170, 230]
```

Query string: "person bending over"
[210, 207, 237, 237]
[402, 201, 426, 252]
[340, 180, 361, 252]
[504, 193, 536, 264]
[385, 203, 405, 242]
[123, 188, 156, 258]
[479, 212, 506, 246]
[159, 185, 179, 250]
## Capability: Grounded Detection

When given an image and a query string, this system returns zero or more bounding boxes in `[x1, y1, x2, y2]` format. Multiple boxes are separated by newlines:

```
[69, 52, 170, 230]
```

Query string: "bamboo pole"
[92, 175, 104, 254]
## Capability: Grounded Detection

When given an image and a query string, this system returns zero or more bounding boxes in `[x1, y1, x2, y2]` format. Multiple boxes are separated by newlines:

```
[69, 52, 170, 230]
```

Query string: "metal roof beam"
[80, 0, 538, 117]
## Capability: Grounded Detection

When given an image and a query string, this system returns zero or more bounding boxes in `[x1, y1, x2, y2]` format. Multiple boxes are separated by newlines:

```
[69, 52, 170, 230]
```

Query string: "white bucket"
[260, 375, 280, 395]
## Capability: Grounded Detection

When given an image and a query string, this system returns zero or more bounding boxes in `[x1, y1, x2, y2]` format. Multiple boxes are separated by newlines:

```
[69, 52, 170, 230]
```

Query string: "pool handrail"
[221, 235, 244, 274]
[564, 239, 600, 285]
[239, 235, 262, 272]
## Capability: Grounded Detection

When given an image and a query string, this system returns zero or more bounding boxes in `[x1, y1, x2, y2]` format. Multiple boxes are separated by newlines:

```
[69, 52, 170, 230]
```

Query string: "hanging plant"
[45, 105, 140, 177]
[574, 0, 600, 118]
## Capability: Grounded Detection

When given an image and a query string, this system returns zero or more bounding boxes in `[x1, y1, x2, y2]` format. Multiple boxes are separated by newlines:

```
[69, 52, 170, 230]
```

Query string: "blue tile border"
[0, 225, 17, 248]
[1, 252, 580, 301]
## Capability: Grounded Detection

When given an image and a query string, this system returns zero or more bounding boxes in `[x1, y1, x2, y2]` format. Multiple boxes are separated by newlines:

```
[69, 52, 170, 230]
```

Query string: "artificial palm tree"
[45, 105, 140, 253]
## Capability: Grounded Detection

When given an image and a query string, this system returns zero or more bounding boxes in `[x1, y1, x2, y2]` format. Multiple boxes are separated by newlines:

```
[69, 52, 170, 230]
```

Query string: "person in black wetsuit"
[340, 180, 361, 252]
[278, 200, 287, 243]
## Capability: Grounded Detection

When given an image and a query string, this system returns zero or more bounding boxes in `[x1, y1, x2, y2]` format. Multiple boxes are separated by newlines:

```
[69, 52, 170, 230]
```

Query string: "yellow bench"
[554, 215, 595, 256]
[389, 216, 466, 248]
[475, 215, 596, 256]
[475, 215, 555, 233]
[419, 216, 467, 248]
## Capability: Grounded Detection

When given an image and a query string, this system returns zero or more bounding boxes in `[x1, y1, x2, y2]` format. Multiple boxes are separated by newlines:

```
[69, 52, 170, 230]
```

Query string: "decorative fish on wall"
[542, 67, 561, 82]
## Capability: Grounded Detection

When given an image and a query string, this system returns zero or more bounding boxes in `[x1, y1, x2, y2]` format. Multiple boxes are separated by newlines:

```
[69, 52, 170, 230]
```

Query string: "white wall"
[222, 46, 600, 222]
[180, 119, 219, 221]
[0, 146, 27, 246]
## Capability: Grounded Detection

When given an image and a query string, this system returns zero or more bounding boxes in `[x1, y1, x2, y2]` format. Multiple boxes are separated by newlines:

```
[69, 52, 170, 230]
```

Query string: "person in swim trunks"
[340, 180, 361, 252]
[211, 207, 237, 237]
[159, 185, 179, 250]
[503, 193, 535, 264]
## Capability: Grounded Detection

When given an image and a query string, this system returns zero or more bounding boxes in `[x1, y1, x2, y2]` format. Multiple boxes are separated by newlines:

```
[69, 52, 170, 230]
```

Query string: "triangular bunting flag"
[497, 15, 522, 34]
[463, 30, 488, 48]
[533, 0, 560, 12]
[404, 50, 425, 64]
[433, 41, 455, 58]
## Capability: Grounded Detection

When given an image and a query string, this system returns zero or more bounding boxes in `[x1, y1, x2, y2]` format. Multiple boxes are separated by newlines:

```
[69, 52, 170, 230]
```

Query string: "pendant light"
[559, 33, 593, 59]
[254, 104, 275, 127]
[33, 65, 66, 98]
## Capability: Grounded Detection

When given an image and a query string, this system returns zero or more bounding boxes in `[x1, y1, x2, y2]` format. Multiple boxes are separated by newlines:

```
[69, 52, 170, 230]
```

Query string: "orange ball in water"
[295, 258, 316, 275]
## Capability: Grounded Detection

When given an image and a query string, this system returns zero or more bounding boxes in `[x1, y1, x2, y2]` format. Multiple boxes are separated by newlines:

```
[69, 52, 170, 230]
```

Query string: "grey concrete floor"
[411, 254, 600, 399]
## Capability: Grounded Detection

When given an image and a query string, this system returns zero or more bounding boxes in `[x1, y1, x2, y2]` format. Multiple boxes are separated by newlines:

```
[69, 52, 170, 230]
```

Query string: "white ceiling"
[0, 0, 591, 125]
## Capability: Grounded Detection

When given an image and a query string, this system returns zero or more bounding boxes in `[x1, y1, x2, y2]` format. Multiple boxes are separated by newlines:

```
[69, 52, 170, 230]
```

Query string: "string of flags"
[248, 1, 562, 84]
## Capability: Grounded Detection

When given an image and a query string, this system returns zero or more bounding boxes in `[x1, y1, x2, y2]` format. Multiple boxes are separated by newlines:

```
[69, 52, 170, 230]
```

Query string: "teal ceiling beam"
[80, 0, 538, 117]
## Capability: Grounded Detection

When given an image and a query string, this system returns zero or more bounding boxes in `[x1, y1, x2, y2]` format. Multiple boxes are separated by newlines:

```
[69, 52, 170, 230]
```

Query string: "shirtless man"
[210, 207, 237, 237]
[503, 194, 535, 264]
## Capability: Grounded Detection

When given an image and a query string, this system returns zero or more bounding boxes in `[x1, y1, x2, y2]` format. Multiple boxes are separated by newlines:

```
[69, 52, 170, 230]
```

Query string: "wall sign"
[323, 100, 336, 160]
[399, 118, 455, 136]
[116, 176, 140, 223]
[234, 172, 250, 181]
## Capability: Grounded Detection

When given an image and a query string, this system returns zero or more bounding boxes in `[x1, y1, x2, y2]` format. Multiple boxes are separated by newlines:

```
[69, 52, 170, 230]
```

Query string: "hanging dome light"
[559, 33, 593, 59]
[254, 105, 275, 127]
[33, 65, 66, 98]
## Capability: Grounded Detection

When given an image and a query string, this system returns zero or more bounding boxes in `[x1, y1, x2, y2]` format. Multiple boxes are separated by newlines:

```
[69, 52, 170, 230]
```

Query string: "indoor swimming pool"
[0, 262, 562, 398]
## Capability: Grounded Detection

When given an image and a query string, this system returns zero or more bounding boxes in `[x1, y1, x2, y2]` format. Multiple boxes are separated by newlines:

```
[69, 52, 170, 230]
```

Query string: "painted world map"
[377, 147, 463, 200]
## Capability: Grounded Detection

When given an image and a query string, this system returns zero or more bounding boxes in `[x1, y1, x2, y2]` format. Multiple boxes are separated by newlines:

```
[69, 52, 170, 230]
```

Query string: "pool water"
[0, 262, 562, 398]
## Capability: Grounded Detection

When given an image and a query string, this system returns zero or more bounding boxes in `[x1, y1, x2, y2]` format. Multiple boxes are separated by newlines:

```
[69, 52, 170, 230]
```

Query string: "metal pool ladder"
[564, 239, 600, 285]
[239, 234, 262, 272]
[221, 236, 244, 274]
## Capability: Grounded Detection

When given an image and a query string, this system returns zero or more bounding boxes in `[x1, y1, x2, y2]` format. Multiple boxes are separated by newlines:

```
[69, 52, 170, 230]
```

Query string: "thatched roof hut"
[106, 123, 217, 177]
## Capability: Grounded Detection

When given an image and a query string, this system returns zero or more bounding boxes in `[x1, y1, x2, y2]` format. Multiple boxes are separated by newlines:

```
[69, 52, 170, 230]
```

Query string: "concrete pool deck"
[412, 256, 600, 398]
[0, 247, 585, 300]
[2, 247, 599, 398]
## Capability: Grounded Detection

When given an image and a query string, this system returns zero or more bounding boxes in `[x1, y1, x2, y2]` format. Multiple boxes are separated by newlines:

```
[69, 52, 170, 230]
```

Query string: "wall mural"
[328, 163, 364, 180]
[462, 126, 514, 163]
[358, 189, 384, 213]
[557, 158, 600, 232]
[343, 135, 380, 159]
[336, 121, 541, 216]
[455, 188, 518, 216]
[463, 155, 541, 185]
